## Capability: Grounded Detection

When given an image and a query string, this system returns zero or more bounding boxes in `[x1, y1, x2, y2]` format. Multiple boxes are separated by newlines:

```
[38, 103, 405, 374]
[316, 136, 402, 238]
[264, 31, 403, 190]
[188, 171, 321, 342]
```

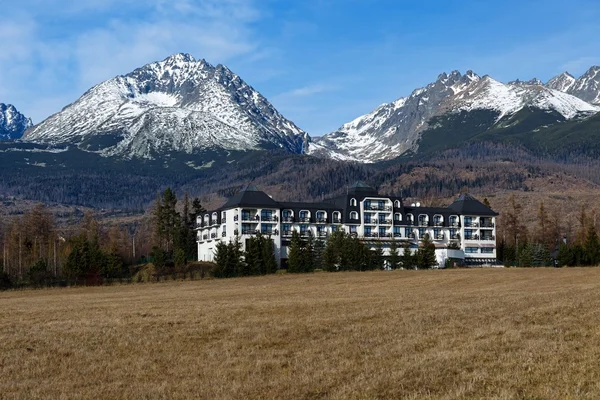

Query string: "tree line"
[0, 188, 207, 289]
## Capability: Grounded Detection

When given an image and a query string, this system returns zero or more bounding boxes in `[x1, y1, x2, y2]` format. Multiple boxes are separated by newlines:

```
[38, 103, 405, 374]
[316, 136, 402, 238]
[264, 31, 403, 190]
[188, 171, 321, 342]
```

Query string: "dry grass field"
[2, 268, 600, 399]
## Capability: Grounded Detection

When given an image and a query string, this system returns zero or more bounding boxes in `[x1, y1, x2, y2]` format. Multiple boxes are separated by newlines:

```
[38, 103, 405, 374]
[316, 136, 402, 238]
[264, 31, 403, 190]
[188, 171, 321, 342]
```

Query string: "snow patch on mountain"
[547, 67, 600, 105]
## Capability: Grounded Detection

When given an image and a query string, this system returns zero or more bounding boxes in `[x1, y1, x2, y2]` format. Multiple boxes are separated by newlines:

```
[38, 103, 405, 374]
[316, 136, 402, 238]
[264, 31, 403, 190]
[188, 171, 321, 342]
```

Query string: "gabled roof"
[448, 194, 498, 216]
[220, 185, 280, 209]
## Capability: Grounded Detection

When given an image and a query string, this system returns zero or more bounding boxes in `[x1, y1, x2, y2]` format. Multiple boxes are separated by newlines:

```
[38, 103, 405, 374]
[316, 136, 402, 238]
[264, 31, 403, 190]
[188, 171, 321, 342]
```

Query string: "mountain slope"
[24, 54, 308, 159]
[310, 70, 599, 163]
[547, 66, 600, 105]
[0, 104, 33, 140]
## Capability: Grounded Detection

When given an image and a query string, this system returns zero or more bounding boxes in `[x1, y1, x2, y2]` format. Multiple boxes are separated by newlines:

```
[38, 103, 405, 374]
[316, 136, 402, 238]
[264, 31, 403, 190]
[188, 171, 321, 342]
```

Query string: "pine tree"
[213, 241, 230, 278]
[287, 231, 303, 273]
[399, 241, 414, 270]
[302, 235, 315, 272]
[372, 242, 385, 270]
[584, 225, 600, 265]
[388, 239, 400, 270]
[313, 238, 325, 270]
[416, 235, 437, 269]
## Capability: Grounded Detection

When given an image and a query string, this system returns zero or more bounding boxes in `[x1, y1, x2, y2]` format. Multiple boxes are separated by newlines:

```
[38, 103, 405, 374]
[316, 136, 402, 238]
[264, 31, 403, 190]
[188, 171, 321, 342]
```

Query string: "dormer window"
[394, 213, 401, 221]
[350, 211, 359, 220]
[394, 200, 401, 208]
[350, 198, 357, 207]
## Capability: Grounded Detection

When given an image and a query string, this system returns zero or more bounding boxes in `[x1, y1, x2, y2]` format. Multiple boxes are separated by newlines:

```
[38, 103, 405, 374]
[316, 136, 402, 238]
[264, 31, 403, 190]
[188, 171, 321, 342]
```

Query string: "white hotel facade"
[197, 183, 499, 268]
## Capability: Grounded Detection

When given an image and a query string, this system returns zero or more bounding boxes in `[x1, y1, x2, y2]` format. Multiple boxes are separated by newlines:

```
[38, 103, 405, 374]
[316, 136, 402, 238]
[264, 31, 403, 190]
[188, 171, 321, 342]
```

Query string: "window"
[261, 225, 273, 234]
[418, 214, 428, 226]
[349, 226, 357, 234]
[379, 227, 387, 236]
[406, 213, 414, 225]
[350, 198, 357, 207]
[299, 210, 310, 222]
[282, 224, 291, 232]
[300, 224, 309, 235]
[450, 215, 459, 227]
[394, 213, 401, 221]
[283, 209, 293, 217]
[394, 200, 401, 208]
[331, 225, 338, 232]
[450, 228, 458, 239]
[350, 211, 359, 220]
[261, 209, 273, 218]
[464, 216, 473, 227]
[378, 201, 384, 210]
[434, 228, 443, 240]
[434, 215, 443, 226]
[316, 211, 326, 222]
[405, 227, 413, 237]
[365, 226, 372, 235]
[465, 229, 474, 240]
[418, 228, 427, 238]
[393, 226, 401, 237]
[364, 213, 373, 224]
[481, 248, 494, 254]
[465, 247, 479, 254]
[333, 211, 341, 222]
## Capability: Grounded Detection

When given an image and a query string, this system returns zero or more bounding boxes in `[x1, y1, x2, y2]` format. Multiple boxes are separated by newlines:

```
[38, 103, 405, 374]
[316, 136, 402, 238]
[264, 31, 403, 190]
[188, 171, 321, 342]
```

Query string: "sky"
[1, 0, 600, 136]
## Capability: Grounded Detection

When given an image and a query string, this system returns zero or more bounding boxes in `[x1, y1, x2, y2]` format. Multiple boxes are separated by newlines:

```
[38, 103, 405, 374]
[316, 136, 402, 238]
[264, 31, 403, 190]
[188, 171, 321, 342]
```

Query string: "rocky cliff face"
[0, 104, 32, 140]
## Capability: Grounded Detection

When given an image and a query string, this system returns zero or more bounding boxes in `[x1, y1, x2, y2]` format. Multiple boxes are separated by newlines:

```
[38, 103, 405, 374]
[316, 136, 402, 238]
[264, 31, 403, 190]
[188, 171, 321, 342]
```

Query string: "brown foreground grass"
[2, 268, 600, 399]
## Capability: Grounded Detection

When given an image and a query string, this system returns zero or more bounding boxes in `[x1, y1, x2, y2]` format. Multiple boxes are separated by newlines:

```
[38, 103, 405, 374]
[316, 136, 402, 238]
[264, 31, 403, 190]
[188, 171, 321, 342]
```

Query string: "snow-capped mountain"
[309, 70, 599, 163]
[546, 66, 600, 105]
[24, 53, 308, 158]
[0, 104, 32, 140]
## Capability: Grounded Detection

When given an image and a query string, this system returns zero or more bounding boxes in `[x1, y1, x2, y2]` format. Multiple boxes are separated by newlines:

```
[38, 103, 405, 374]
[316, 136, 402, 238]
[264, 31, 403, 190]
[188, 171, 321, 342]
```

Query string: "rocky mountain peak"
[0, 103, 33, 140]
[23, 53, 308, 158]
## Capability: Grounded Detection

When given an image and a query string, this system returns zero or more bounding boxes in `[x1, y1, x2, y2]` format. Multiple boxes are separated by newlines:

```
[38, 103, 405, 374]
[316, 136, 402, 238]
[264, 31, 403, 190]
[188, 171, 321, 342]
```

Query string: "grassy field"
[2, 268, 600, 399]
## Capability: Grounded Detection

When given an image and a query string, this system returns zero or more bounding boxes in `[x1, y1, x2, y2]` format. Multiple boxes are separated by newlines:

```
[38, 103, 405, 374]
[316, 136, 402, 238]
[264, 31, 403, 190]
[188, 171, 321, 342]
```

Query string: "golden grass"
[2, 268, 600, 399]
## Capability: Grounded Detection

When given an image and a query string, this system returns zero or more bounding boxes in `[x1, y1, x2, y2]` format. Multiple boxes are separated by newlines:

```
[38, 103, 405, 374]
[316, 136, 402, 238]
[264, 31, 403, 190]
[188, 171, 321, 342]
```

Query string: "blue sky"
[1, 0, 600, 136]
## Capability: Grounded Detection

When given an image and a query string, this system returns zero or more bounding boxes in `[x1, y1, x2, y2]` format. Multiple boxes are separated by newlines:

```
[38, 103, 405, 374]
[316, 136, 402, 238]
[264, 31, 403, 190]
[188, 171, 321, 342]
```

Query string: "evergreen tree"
[302, 234, 315, 272]
[399, 241, 415, 270]
[584, 225, 600, 265]
[372, 242, 385, 270]
[388, 239, 400, 270]
[260, 235, 278, 274]
[287, 231, 304, 273]
[213, 241, 230, 278]
[313, 238, 325, 270]
[416, 235, 437, 269]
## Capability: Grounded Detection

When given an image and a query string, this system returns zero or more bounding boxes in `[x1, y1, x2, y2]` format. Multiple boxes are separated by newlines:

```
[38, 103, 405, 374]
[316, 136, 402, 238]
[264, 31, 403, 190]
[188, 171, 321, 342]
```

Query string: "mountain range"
[6, 56, 599, 166]
[309, 68, 600, 162]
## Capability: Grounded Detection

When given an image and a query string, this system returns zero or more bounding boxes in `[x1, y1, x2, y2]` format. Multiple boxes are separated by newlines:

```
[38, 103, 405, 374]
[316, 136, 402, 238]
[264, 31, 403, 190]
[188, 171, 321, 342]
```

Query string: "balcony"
[282, 230, 293, 237]
[210, 233, 217, 239]
[450, 221, 461, 228]
[379, 233, 392, 238]
[282, 216, 294, 222]
[300, 231, 312, 237]
[299, 217, 311, 223]
[393, 232, 402, 238]
[434, 234, 445, 240]
[221, 232, 227, 238]
[450, 234, 461, 240]
[418, 221, 429, 227]
[464, 234, 480, 241]
[367, 205, 392, 211]
[241, 229, 259, 235]
[364, 232, 379, 238]
[482, 236, 496, 241]
[364, 220, 375, 225]
[332, 218, 342, 224]
[317, 231, 328, 238]
[407, 233, 416, 239]
[480, 222, 495, 228]
[434, 221, 444, 227]
[378, 220, 392, 225]
[464, 222, 479, 228]
[316, 218, 327, 224]
[405, 220, 414, 226]
[242, 215, 260, 222]
[261, 216, 279, 223]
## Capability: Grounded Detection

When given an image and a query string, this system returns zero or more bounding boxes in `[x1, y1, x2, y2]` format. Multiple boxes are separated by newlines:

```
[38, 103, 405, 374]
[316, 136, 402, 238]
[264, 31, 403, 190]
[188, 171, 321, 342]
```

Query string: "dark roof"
[348, 181, 378, 195]
[220, 186, 280, 209]
[448, 194, 498, 216]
